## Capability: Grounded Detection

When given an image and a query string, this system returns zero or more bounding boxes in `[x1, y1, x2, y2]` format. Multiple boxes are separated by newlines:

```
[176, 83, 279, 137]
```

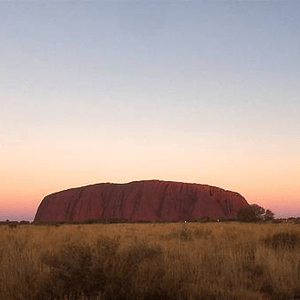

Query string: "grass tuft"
[262, 231, 300, 250]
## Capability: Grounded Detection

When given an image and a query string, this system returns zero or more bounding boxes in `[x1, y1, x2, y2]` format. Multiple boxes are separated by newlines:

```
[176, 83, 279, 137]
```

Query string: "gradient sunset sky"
[1, 0, 299, 221]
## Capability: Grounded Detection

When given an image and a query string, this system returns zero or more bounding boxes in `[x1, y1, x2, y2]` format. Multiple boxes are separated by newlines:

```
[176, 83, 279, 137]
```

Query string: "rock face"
[34, 180, 249, 222]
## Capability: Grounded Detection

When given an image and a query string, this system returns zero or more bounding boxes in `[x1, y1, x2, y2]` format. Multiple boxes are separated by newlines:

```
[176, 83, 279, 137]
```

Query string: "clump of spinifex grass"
[1, 222, 300, 299]
[163, 226, 212, 241]
[39, 237, 170, 300]
[262, 231, 300, 250]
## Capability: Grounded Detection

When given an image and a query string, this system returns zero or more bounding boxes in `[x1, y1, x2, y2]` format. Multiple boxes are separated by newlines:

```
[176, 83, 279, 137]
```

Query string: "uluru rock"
[34, 180, 249, 222]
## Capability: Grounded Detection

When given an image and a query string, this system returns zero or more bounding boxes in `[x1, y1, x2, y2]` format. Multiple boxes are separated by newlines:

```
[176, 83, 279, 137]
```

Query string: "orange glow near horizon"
[1, 134, 300, 221]
[1, 165, 299, 221]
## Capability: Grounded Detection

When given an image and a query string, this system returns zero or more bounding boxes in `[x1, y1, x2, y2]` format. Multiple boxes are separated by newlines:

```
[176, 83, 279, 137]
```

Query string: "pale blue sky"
[1, 1, 300, 220]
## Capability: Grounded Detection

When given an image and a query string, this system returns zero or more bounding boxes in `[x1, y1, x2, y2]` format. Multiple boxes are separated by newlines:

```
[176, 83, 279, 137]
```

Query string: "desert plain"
[1, 221, 300, 300]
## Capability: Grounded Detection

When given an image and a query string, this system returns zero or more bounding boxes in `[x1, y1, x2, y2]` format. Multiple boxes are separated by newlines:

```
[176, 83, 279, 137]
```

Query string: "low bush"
[39, 237, 170, 300]
[262, 231, 300, 250]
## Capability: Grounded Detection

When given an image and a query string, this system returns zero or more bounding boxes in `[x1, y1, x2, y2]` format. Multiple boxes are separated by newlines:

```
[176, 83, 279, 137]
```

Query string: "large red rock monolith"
[34, 180, 249, 222]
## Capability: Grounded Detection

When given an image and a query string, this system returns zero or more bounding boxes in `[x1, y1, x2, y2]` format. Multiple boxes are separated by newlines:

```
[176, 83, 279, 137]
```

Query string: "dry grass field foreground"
[1, 222, 300, 300]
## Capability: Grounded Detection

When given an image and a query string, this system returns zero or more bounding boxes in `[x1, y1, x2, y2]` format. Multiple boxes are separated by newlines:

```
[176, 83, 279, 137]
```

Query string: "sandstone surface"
[34, 180, 249, 222]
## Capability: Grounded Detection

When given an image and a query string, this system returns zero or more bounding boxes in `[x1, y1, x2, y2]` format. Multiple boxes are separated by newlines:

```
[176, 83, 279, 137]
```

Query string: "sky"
[1, 0, 299, 221]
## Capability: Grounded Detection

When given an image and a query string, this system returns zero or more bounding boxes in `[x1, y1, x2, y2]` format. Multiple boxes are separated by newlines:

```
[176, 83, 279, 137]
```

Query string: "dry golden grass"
[1, 222, 300, 299]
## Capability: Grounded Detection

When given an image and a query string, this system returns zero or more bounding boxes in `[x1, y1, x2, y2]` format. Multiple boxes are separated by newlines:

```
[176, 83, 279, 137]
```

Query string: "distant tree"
[237, 204, 274, 222]
[264, 209, 275, 221]
[251, 204, 265, 220]
[237, 206, 257, 222]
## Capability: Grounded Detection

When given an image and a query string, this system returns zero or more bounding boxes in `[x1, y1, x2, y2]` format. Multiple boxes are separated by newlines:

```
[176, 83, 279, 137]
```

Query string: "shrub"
[165, 227, 193, 241]
[264, 209, 275, 221]
[8, 222, 18, 229]
[40, 236, 120, 299]
[237, 204, 275, 222]
[262, 231, 300, 250]
[39, 236, 167, 300]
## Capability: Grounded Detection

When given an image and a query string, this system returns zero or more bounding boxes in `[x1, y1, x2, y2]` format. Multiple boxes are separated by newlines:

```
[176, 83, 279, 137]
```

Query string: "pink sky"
[1, 1, 299, 221]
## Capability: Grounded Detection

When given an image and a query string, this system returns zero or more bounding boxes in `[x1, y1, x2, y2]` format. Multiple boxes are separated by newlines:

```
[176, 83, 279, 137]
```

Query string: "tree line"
[237, 204, 275, 222]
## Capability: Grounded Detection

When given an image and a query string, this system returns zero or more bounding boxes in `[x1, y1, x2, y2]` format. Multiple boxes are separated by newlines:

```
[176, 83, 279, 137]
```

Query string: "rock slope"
[34, 180, 249, 222]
